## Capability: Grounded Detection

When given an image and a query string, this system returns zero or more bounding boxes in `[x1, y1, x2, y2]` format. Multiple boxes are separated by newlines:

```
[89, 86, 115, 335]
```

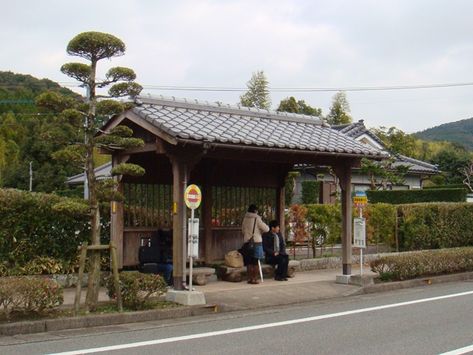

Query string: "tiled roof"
[333, 120, 385, 147]
[66, 162, 111, 185]
[393, 155, 439, 174]
[132, 96, 385, 158]
[333, 120, 438, 174]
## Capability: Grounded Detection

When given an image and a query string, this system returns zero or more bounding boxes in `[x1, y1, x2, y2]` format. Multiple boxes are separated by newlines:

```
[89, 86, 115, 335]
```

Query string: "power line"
[2, 80, 473, 93]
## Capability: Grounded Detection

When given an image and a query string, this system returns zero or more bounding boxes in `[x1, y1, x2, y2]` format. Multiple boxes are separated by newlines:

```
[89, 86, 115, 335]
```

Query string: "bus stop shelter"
[101, 96, 385, 289]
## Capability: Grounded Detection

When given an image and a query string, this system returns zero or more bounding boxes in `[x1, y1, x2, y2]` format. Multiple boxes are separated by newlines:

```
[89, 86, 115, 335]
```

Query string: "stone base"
[335, 274, 352, 284]
[166, 290, 206, 305]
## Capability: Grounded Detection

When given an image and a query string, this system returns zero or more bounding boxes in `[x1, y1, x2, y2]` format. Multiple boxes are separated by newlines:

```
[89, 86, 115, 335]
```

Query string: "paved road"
[2, 280, 473, 355]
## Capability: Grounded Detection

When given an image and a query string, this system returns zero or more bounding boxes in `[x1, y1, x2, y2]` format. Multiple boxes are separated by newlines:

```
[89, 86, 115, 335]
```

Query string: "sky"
[2, 0, 473, 133]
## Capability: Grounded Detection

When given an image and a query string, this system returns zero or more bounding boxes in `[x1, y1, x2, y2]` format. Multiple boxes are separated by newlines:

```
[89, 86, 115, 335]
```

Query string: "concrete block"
[335, 274, 352, 284]
[166, 290, 206, 305]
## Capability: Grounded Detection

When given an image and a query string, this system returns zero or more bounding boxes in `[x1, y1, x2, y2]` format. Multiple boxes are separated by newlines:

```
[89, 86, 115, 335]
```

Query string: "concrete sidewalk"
[63, 266, 375, 311]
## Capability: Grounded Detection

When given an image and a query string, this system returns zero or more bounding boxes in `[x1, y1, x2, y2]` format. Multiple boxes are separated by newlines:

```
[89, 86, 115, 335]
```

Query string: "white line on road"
[47, 289, 473, 355]
[439, 344, 473, 355]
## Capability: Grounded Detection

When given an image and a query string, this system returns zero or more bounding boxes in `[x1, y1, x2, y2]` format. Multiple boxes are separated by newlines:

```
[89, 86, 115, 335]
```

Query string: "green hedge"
[301, 202, 473, 251]
[0, 189, 109, 267]
[370, 247, 473, 281]
[301, 181, 320, 204]
[397, 203, 473, 251]
[366, 188, 466, 204]
[424, 184, 467, 190]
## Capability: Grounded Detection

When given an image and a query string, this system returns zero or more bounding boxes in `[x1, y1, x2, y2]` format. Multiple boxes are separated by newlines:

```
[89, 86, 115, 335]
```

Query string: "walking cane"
[257, 259, 264, 283]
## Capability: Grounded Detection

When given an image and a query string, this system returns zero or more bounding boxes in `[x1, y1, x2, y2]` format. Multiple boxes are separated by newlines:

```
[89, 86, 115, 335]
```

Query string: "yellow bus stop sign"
[184, 184, 202, 210]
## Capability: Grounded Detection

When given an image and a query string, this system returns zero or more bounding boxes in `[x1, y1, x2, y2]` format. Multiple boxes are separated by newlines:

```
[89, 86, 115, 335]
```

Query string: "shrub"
[370, 247, 473, 281]
[397, 203, 473, 250]
[305, 204, 341, 245]
[364, 204, 397, 248]
[0, 188, 110, 268]
[367, 188, 466, 204]
[301, 181, 320, 204]
[106, 271, 168, 310]
[0, 277, 63, 318]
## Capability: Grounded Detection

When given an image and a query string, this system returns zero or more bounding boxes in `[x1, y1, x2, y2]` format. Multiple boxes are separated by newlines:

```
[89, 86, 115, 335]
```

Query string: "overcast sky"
[2, 0, 473, 132]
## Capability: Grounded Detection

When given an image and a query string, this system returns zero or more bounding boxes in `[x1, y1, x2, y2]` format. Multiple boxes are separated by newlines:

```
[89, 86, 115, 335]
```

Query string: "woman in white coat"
[241, 204, 269, 284]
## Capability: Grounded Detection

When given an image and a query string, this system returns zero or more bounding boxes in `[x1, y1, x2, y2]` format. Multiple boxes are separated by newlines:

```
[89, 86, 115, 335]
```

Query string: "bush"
[367, 188, 466, 204]
[106, 271, 168, 310]
[301, 181, 320, 204]
[397, 203, 473, 250]
[364, 204, 397, 248]
[0, 188, 110, 269]
[0, 277, 63, 318]
[305, 204, 341, 245]
[370, 247, 473, 281]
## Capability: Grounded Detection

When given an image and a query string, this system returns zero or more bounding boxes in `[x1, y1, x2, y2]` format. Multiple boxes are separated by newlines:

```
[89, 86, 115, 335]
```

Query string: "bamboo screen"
[123, 184, 276, 228]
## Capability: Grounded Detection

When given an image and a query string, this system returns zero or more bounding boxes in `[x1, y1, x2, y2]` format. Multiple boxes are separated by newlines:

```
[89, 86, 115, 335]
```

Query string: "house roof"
[393, 155, 439, 174]
[333, 120, 438, 175]
[66, 162, 112, 185]
[333, 120, 385, 147]
[129, 96, 385, 158]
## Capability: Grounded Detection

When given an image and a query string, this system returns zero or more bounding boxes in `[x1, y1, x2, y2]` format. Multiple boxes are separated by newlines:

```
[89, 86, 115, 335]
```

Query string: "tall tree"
[44, 31, 144, 311]
[277, 96, 322, 117]
[371, 126, 417, 156]
[240, 70, 271, 109]
[326, 91, 351, 125]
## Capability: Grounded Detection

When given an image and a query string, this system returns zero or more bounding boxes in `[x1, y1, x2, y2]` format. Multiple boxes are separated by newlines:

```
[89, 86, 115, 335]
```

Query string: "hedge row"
[370, 247, 473, 281]
[366, 188, 467, 204]
[303, 203, 397, 247]
[397, 203, 473, 250]
[299, 202, 473, 251]
[0, 189, 109, 269]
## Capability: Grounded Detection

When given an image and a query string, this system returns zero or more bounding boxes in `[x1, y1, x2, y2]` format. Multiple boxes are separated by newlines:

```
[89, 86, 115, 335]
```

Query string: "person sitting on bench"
[262, 220, 289, 281]
[139, 229, 173, 286]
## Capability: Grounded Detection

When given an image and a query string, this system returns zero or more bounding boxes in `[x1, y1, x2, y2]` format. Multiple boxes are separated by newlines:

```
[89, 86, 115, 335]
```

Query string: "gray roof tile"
[132, 96, 386, 158]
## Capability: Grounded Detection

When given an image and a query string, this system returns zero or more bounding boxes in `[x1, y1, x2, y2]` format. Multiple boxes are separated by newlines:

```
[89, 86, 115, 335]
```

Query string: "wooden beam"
[202, 162, 213, 263]
[334, 164, 353, 276]
[170, 157, 187, 290]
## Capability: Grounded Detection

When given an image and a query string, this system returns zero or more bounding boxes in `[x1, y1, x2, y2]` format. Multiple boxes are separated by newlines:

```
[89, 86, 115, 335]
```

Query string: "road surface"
[1, 280, 473, 354]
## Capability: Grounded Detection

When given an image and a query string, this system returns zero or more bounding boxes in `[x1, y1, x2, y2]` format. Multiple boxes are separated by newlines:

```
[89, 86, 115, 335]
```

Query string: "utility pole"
[29, 161, 33, 192]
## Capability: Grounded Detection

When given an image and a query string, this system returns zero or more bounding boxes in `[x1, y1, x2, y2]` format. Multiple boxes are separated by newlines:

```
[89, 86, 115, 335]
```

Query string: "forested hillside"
[415, 118, 473, 151]
[0, 71, 83, 193]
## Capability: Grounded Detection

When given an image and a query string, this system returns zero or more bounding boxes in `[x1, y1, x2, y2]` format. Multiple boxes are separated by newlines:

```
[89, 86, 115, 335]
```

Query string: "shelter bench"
[216, 260, 300, 282]
[185, 267, 216, 286]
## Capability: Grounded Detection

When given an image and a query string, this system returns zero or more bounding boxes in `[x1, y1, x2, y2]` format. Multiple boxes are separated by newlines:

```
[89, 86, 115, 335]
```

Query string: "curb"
[0, 304, 219, 336]
[362, 271, 473, 294]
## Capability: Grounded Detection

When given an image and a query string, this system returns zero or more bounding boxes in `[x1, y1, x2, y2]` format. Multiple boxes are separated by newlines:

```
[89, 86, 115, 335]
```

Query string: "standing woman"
[241, 204, 269, 284]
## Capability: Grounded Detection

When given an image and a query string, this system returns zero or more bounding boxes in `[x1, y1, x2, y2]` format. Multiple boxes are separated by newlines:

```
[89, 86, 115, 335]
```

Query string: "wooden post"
[74, 242, 88, 316]
[110, 243, 123, 312]
[203, 181, 213, 263]
[171, 158, 186, 290]
[334, 164, 353, 276]
[277, 185, 286, 235]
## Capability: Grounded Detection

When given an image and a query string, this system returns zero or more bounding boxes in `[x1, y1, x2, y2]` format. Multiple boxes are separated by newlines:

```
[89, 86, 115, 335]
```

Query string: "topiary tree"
[38, 31, 145, 311]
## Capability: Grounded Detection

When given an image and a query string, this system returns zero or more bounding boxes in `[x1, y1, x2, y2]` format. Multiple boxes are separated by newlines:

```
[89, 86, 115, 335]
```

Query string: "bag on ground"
[224, 250, 244, 268]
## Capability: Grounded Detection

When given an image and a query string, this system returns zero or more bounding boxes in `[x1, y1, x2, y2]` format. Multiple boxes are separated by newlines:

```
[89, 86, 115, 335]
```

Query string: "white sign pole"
[189, 208, 194, 293]
[359, 206, 363, 278]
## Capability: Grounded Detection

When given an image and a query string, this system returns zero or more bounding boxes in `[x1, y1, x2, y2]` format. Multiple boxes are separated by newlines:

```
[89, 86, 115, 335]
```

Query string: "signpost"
[184, 184, 202, 293]
[353, 191, 368, 277]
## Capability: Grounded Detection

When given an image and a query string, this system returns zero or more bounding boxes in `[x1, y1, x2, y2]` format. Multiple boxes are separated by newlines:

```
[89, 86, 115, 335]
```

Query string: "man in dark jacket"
[262, 220, 289, 281]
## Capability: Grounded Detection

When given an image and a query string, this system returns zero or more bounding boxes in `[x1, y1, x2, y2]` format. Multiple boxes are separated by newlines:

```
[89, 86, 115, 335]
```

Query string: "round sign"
[184, 184, 202, 209]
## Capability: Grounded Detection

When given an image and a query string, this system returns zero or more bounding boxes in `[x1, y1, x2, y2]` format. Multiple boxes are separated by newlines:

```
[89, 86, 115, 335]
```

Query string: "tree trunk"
[85, 59, 101, 312]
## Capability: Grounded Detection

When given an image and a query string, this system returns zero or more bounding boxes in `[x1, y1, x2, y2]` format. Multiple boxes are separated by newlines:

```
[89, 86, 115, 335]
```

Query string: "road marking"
[439, 344, 473, 355]
[47, 289, 473, 355]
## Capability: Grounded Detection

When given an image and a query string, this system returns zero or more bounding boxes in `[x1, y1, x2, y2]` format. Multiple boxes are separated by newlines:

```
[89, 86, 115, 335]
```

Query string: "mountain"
[415, 117, 473, 151]
[0, 71, 79, 113]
